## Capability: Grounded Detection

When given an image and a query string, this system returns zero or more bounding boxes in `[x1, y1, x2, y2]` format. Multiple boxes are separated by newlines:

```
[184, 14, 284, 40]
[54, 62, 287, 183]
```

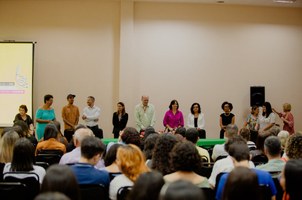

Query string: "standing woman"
[187, 103, 206, 139]
[219, 101, 235, 139]
[273, 103, 295, 135]
[163, 100, 184, 133]
[243, 106, 259, 143]
[14, 105, 34, 133]
[112, 102, 128, 138]
[35, 94, 56, 141]
[258, 102, 276, 133]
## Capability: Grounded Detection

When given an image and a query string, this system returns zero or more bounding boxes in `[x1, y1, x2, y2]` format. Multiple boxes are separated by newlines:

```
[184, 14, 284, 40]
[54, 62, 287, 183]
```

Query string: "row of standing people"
[14, 94, 294, 141]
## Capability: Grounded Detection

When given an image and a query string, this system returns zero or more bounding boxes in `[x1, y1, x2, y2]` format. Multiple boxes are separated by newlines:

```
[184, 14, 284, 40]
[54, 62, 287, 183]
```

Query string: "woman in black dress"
[219, 101, 235, 139]
[14, 105, 34, 132]
[112, 102, 128, 138]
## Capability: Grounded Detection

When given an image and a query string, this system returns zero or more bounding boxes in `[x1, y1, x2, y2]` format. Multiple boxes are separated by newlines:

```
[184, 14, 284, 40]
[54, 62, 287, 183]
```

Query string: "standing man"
[62, 94, 80, 143]
[82, 96, 102, 138]
[134, 95, 156, 133]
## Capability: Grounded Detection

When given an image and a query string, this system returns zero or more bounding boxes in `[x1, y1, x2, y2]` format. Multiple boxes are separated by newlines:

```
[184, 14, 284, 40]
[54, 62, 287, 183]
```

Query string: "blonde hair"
[117, 144, 149, 182]
[283, 103, 292, 112]
[278, 130, 289, 149]
[0, 131, 20, 163]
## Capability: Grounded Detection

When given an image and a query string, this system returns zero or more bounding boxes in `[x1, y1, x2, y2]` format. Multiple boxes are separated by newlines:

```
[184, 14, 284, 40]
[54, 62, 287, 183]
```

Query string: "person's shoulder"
[253, 168, 271, 177]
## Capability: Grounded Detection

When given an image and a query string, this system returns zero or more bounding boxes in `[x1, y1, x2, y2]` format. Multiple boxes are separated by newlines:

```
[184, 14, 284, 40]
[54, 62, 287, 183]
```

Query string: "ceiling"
[135, 0, 302, 8]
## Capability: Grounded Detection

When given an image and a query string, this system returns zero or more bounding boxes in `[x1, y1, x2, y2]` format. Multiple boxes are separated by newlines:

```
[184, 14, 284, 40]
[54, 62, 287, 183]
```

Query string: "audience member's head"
[34, 192, 71, 200]
[225, 124, 238, 139]
[127, 171, 165, 200]
[264, 136, 281, 158]
[175, 127, 186, 138]
[144, 126, 156, 139]
[13, 120, 29, 137]
[121, 127, 142, 148]
[159, 180, 204, 200]
[224, 135, 246, 153]
[170, 141, 202, 172]
[41, 165, 80, 200]
[44, 124, 59, 140]
[228, 143, 250, 164]
[185, 128, 199, 144]
[49, 121, 62, 134]
[116, 144, 149, 182]
[80, 136, 105, 165]
[104, 143, 123, 167]
[280, 159, 302, 200]
[73, 128, 94, 147]
[222, 166, 259, 200]
[143, 133, 160, 160]
[0, 130, 20, 163]
[285, 133, 302, 159]
[152, 133, 179, 175]
[278, 130, 289, 150]
[11, 137, 35, 171]
[239, 128, 251, 142]
[256, 132, 272, 152]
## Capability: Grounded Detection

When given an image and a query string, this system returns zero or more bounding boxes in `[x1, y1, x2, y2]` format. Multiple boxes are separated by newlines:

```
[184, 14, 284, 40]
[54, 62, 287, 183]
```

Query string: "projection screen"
[0, 42, 34, 127]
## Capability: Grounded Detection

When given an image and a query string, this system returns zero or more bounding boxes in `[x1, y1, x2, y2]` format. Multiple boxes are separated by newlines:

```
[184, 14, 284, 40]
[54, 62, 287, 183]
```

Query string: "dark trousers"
[220, 129, 225, 139]
[88, 125, 103, 139]
[64, 129, 75, 143]
[198, 129, 206, 139]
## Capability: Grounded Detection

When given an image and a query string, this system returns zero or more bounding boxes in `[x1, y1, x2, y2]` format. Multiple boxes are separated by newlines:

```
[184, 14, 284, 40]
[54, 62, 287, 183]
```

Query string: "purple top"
[163, 110, 184, 129]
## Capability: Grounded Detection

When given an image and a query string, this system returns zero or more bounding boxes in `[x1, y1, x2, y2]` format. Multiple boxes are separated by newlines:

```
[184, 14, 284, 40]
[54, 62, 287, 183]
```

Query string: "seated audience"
[151, 133, 179, 175]
[41, 164, 80, 200]
[212, 124, 238, 161]
[143, 133, 160, 168]
[49, 121, 68, 147]
[209, 135, 255, 187]
[0, 130, 20, 164]
[35, 124, 66, 155]
[13, 120, 37, 146]
[174, 127, 186, 141]
[239, 127, 256, 150]
[3, 138, 46, 184]
[70, 136, 110, 186]
[109, 144, 149, 200]
[59, 128, 104, 169]
[280, 159, 302, 200]
[34, 192, 71, 200]
[256, 136, 285, 175]
[277, 130, 289, 152]
[127, 171, 165, 200]
[215, 143, 277, 200]
[164, 141, 210, 188]
[159, 180, 205, 200]
[221, 166, 260, 200]
[185, 128, 210, 162]
[104, 143, 123, 180]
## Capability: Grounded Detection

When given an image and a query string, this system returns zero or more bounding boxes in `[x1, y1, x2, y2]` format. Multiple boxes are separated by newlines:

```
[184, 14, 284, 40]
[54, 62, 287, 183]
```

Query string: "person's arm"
[187, 114, 194, 128]
[134, 106, 144, 131]
[282, 112, 294, 128]
[121, 113, 128, 129]
[112, 113, 118, 127]
[85, 107, 100, 121]
[36, 109, 52, 123]
[150, 105, 156, 127]
[179, 111, 184, 127]
[231, 115, 235, 124]
[219, 116, 225, 129]
[62, 107, 74, 128]
[199, 113, 205, 130]
[75, 107, 80, 125]
[163, 111, 173, 131]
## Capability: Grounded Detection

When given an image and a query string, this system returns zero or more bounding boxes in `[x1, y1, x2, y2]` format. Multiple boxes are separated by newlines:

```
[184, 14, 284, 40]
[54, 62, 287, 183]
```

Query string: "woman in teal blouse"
[35, 94, 56, 141]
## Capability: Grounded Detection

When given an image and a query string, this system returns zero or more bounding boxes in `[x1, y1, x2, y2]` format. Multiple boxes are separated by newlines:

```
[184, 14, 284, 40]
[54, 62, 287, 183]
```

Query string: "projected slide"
[0, 42, 34, 127]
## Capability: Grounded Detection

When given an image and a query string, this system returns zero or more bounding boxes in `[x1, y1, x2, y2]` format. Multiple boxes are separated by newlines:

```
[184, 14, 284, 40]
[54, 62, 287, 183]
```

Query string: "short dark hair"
[190, 103, 201, 114]
[175, 127, 186, 138]
[225, 124, 238, 138]
[19, 104, 28, 113]
[224, 135, 246, 153]
[221, 101, 233, 111]
[44, 124, 59, 140]
[228, 143, 250, 162]
[264, 136, 281, 157]
[170, 141, 202, 172]
[11, 138, 35, 171]
[87, 96, 95, 101]
[81, 136, 105, 159]
[169, 100, 179, 110]
[239, 128, 251, 141]
[185, 128, 199, 144]
[44, 94, 53, 103]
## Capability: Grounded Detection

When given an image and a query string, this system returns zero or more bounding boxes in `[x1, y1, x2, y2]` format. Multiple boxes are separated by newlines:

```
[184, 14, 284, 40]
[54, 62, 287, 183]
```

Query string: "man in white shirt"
[134, 96, 156, 132]
[212, 124, 238, 161]
[82, 96, 102, 138]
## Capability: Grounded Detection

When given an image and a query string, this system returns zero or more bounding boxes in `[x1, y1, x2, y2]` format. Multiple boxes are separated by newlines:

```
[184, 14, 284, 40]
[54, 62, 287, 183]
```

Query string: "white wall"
[0, 0, 301, 138]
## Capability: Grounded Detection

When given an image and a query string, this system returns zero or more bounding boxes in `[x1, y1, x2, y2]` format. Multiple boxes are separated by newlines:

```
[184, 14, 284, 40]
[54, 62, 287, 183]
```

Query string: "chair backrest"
[37, 149, 64, 156]
[0, 182, 28, 200]
[272, 177, 283, 200]
[3, 172, 40, 200]
[35, 153, 62, 165]
[200, 187, 215, 200]
[35, 161, 50, 170]
[79, 184, 108, 200]
[200, 155, 209, 163]
[196, 162, 214, 178]
[117, 186, 132, 200]
[216, 155, 227, 161]
[214, 172, 227, 194]
[258, 185, 273, 200]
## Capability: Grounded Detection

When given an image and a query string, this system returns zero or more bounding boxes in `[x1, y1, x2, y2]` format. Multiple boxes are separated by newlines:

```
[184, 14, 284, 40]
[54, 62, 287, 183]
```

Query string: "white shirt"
[208, 156, 255, 187]
[187, 113, 205, 129]
[258, 112, 276, 130]
[134, 103, 156, 132]
[109, 174, 133, 200]
[83, 105, 101, 127]
[211, 144, 228, 161]
[3, 163, 46, 184]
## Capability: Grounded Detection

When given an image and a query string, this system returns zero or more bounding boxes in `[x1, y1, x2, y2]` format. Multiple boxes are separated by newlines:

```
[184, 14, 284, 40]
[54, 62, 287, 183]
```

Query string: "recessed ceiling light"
[274, 0, 296, 3]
